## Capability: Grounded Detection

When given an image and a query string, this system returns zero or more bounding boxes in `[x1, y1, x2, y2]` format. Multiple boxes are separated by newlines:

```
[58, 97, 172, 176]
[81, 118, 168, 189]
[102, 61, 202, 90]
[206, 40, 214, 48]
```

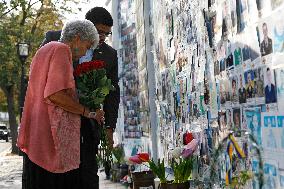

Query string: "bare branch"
[30, 3, 44, 34]
[27, 0, 41, 9]
[0, 7, 18, 19]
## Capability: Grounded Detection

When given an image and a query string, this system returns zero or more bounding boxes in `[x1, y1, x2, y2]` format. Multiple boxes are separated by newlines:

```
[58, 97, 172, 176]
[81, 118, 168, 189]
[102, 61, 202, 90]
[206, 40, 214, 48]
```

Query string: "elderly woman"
[17, 19, 104, 189]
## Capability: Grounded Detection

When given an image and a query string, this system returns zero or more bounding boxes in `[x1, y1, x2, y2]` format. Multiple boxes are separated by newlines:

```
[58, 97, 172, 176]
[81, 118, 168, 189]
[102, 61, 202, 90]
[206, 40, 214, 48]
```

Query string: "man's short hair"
[85, 7, 113, 26]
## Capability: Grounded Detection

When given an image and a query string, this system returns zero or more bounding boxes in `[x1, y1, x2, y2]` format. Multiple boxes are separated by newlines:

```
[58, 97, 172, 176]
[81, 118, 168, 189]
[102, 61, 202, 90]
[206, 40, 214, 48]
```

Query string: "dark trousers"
[80, 116, 100, 189]
[22, 153, 80, 189]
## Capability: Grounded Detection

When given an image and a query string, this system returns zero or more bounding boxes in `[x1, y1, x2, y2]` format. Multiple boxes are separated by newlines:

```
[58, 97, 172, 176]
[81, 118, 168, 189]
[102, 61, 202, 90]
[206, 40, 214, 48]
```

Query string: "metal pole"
[143, 0, 158, 162]
[19, 59, 25, 120]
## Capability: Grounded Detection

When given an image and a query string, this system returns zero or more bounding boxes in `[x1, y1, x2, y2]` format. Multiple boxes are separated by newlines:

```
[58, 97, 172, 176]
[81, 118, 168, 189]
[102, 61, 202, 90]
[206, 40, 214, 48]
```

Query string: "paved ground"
[0, 140, 10, 154]
[0, 147, 128, 189]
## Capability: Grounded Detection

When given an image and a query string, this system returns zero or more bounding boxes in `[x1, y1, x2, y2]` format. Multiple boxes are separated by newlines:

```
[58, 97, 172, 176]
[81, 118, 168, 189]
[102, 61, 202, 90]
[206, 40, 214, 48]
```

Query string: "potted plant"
[111, 144, 128, 182]
[148, 158, 167, 184]
[148, 156, 195, 189]
[147, 139, 199, 189]
[128, 153, 155, 189]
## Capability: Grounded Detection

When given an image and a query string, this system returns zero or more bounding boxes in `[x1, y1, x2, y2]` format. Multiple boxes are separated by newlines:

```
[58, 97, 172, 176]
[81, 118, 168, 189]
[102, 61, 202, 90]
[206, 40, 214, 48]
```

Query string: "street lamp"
[17, 42, 29, 119]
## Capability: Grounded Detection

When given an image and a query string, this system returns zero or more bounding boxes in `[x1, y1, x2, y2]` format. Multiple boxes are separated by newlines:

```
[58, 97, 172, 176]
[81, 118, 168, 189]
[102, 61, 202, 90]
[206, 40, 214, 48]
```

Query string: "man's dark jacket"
[41, 30, 120, 135]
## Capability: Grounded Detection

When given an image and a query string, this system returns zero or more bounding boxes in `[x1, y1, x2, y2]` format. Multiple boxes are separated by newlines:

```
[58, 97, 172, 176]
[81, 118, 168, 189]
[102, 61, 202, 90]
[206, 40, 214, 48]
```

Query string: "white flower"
[171, 147, 183, 158]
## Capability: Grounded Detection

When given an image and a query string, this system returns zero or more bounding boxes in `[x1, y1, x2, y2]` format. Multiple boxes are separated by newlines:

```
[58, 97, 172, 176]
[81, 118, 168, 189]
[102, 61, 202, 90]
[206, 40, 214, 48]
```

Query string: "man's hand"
[106, 128, 114, 150]
[89, 109, 105, 125]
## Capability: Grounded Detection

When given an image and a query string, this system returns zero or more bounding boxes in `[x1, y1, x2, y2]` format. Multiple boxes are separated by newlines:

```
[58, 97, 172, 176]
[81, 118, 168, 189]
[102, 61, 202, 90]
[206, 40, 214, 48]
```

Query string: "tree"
[0, 0, 82, 154]
[0, 90, 8, 111]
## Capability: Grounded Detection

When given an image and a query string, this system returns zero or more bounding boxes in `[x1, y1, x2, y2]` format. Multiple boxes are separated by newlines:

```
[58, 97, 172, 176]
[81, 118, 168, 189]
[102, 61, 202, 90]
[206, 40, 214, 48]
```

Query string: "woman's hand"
[88, 109, 105, 125]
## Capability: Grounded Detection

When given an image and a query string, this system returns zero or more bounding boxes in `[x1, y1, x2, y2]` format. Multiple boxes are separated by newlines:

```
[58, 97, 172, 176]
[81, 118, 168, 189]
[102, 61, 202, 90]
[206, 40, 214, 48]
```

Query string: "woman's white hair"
[60, 19, 99, 49]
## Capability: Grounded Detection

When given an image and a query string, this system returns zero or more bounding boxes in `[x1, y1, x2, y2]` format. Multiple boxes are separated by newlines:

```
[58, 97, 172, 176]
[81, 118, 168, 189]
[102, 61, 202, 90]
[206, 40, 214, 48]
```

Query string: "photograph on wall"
[224, 77, 231, 102]
[254, 67, 266, 103]
[279, 170, 284, 188]
[277, 115, 284, 149]
[236, 0, 249, 33]
[137, 46, 147, 70]
[140, 111, 150, 135]
[209, 80, 219, 118]
[233, 108, 241, 131]
[242, 43, 252, 63]
[257, 20, 274, 57]
[263, 115, 278, 149]
[230, 0, 237, 33]
[262, 113, 284, 152]
[275, 67, 284, 111]
[263, 160, 279, 189]
[161, 70, 171, 101]
[124, 139, 143, 156]
[230, 75, 239, 103]
[220, 59, 226, 72]
[238, 72, 247, 104]
[214, 59, 220, 76]
[138, 90, 149, 111]
[271, 10, 284, 53]
[271, 0, 284, 10]
[247, 27, 261, 62]
[251, 159, 260, 189]
[219, 79, 227, 104]
[138, 68, 148, 91]
[226, 109, 233, 129]
[255, 0, 272, 17]
[157, 38, 168, 69]
[218, 111, 227, 131]
[264, 66, 277, 104]
[244, 69, 256, 100]
[234, 45, 243, 67]
[244, 107, 262, 145]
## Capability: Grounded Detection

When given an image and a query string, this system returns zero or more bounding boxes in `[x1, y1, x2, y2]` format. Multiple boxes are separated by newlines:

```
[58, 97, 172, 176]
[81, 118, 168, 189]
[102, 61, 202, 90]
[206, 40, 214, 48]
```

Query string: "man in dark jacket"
[40, 7, 120, 189]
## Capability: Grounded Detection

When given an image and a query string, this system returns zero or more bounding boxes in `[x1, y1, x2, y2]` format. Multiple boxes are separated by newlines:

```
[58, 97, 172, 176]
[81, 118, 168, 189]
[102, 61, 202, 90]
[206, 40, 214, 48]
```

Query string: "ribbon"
[225, 134, 246, 185]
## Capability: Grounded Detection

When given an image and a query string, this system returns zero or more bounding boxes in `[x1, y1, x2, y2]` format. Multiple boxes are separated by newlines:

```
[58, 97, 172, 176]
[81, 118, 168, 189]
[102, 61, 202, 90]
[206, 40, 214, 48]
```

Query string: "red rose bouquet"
[74, 60, 115, 110]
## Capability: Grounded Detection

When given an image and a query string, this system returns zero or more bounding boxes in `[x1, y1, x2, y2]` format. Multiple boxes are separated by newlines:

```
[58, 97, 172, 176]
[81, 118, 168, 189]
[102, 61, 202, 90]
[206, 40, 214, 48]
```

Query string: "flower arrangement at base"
[128, 139, 198, 189]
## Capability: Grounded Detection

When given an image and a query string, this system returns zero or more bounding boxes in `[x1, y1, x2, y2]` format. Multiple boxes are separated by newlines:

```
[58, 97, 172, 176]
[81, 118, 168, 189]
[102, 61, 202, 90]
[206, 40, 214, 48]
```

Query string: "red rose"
[74, 60, 106, 76]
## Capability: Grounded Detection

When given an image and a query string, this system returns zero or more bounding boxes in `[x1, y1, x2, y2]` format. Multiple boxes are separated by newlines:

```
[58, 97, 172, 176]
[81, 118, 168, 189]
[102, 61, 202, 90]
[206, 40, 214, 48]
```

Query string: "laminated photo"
[256, 0, 272, 18]
[245, 107, 262, 145]
[271, 10, 284, 54]
[275, 67, 284, 111]
[246, 0, 259, 24]
[264, 66, 277, 104]
[271, 0, 284, 10]
[244, 69, 256, 100]
[234, 46, 243, 67]
[230, 75, 239, 103]
[251, 159, 260, 189]
[238, 72, 247, 104]
[226, 109, 233, 129]
[236, 0, 249, 33]
[254, 67, 266, 104]
[262, 113, 284, 170]
[279, 170, 284, 188]
[263, 160, 279, 189]
[257, 20, 274, 57]
[263, 115, 277, 149]
[233, 108, 241, 131]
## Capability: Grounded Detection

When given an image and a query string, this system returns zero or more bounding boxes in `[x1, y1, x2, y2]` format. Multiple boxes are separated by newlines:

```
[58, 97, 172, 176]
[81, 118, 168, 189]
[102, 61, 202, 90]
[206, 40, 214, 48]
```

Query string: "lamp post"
[17, 42, 29, 120]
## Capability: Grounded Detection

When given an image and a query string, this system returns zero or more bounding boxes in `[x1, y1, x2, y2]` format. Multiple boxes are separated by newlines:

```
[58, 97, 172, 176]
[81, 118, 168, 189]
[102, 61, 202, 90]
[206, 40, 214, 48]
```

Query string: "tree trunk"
[2, 84, 18, 154]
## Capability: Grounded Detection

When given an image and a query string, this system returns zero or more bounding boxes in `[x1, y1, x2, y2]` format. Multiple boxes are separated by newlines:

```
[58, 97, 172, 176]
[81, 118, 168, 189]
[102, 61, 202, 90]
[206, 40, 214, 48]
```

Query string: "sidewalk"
[0, 149, 127, 189]
[98, 170, 128, 189]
